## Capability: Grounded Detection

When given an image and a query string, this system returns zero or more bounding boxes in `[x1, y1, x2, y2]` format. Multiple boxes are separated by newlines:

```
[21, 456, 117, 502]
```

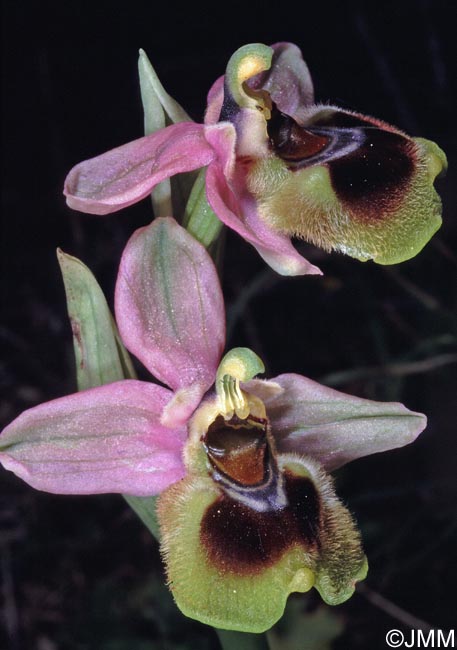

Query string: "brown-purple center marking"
[268, 108, 416, 218]
[205, 415, 268, 486]
[200, 472, 321, 575]
[328, 129, 415, 217]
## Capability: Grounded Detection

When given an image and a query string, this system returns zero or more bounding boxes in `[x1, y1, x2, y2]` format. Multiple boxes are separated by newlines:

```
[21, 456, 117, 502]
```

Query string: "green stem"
[123, 494, 160, 540]
[183, 167, 223, 249]
[216, 629, 270, 650]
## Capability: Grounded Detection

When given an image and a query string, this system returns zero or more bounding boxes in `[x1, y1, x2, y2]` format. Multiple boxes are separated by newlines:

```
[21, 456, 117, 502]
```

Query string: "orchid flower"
[64, 43, 446, 275]
[1, 218, 427, 631]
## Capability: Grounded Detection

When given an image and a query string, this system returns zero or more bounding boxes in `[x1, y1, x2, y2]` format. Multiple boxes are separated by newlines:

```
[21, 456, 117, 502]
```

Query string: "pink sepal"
[264, 373, 427, 471]
[64, 122, 216, 215]
[0, 380, 186, 496]
[115, 218, 225, 392]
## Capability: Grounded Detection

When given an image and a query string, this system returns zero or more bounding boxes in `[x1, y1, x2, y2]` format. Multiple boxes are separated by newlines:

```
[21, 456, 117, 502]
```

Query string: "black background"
[1, 1, 456, 649]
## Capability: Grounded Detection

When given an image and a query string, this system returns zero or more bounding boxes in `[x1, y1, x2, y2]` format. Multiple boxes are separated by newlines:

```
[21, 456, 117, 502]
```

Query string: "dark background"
[1, 1, 456, 649]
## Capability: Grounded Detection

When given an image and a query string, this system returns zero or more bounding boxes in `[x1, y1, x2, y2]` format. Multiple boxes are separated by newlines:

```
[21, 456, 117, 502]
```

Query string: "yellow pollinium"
[215, 347, 266, 419]
[217, 374, 250, 419]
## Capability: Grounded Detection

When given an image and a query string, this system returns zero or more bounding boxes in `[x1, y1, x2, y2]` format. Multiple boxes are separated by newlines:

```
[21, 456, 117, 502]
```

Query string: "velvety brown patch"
[268, 110, 330, 162]
[205, 415, 268, 486]
[200, 473, 321, 575]
[268, 107, 416, 220]
[329, 128, 415, 218]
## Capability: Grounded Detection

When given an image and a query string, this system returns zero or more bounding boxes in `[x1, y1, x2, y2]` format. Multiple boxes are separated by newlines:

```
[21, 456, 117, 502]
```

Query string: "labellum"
[158, 354, 367, 632]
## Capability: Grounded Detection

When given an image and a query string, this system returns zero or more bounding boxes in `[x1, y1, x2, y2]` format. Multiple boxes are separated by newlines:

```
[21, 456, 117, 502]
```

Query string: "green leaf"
[57, 249, 136, 390]
[268, 598, 344, 650]
[138, 49, 196, 218]
[123, 494, 161, 539]
[183, 167, 223, 249]
[216, 629, 271, 650]
[138, 49, 191, 126]
[58, 249, 159, 539]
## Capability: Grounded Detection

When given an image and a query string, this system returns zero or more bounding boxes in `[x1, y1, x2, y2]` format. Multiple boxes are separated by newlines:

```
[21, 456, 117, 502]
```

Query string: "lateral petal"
[206, 163, 322, 276]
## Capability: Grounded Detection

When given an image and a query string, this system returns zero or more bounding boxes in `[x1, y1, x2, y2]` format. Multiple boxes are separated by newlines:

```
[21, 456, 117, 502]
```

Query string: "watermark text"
[386, 629, 455, 648]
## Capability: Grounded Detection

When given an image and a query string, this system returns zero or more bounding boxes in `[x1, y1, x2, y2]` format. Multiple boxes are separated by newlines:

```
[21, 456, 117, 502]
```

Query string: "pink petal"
[261, 374, 427, 471]
[205, 75, 224, 125]
[0, 381, 186, 496]
[205, 163, 322, 276]
[160, 383, 207, 428]
[64, 122, 216, 215]
[248, 42, 314, 121]
[115, 217, 225, 392]
[242, 378, 284, 402]
[204, 122, 236, 176]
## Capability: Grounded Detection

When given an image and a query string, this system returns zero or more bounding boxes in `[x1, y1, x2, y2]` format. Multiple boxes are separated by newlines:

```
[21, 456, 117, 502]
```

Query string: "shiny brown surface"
[268, 110, 330, 161]
[205, 415, 268, 486]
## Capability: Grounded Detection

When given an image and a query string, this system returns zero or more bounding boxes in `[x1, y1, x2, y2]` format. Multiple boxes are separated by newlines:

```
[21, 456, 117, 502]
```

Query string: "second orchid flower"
[64, 42, 446, 275]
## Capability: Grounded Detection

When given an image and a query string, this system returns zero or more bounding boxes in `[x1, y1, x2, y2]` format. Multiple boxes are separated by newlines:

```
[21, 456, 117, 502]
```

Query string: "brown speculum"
[268, 108, 330, 163]
[204, 414, 269, 487]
